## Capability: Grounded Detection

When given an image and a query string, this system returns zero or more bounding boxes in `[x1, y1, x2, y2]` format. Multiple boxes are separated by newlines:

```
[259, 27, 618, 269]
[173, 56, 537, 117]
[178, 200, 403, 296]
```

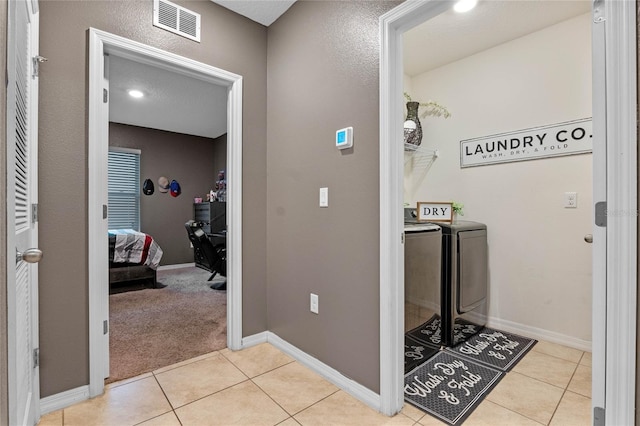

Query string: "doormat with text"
[404, 351, 504, 426]
[407, 315, 483, 347]
[405, 335, 439, 374]
[446, 327, 536, 372]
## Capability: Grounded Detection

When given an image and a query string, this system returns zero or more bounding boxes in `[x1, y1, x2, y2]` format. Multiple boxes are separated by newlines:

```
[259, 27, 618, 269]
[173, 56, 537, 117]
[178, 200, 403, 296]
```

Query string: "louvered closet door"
[7, 0, 40, 424]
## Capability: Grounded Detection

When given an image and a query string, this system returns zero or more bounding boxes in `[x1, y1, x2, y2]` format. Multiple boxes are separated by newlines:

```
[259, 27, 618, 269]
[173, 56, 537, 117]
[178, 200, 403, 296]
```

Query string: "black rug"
[404, 318, 537, 424]
[404, 351, 504, 426]
[407, 315, 483, 347]
[446, 327, 537, 372]
[405, 335, 439, 374]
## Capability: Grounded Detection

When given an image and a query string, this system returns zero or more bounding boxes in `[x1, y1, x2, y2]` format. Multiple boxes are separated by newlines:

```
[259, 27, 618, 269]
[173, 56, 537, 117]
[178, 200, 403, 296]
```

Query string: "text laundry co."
[460, 118, 592, 168]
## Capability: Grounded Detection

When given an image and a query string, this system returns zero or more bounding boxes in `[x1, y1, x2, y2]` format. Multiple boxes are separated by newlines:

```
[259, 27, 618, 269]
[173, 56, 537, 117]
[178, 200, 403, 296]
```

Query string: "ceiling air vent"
[153, 0, 201, 42]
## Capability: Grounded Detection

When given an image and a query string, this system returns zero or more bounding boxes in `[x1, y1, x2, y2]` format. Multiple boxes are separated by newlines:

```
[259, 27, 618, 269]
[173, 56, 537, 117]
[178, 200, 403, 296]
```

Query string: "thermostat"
[336, 127, 353, 150]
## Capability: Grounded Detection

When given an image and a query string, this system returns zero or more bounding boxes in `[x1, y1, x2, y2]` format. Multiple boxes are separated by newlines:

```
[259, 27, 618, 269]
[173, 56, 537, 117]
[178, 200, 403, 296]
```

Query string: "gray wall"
[212, 133, 227, 180]
[266, 0, 397, 394]
[38, 0, 267, 397]
[109, 123, 224, 265]
[1, 0, 8, 423]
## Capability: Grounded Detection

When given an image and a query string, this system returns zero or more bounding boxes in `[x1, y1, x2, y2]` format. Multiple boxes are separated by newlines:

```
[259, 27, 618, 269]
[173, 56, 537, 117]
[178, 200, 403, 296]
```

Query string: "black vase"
[404, 101, 422, 146]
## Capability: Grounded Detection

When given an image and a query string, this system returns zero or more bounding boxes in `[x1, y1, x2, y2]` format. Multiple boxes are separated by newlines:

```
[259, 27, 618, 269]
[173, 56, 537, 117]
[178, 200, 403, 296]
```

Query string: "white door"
[6, 0, 41, 425]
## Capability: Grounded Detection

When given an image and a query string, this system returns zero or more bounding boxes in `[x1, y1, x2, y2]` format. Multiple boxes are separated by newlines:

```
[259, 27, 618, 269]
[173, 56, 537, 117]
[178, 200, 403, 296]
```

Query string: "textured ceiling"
[210, 0, 297, 26]
[404, 0, 591, 77]
[108, 55, 228, 139]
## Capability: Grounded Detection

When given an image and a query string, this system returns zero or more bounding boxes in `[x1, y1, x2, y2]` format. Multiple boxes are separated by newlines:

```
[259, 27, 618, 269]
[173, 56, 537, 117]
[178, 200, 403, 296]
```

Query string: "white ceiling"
[403, 0, 591, 77]
[109, 1, 592, 139]
[210, 0, 297, 26]
[109, 55, 228, 139]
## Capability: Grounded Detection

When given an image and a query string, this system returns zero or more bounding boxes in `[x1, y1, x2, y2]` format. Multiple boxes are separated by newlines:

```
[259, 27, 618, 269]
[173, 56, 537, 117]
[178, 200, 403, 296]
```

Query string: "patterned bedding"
[108, 229, 163, 270]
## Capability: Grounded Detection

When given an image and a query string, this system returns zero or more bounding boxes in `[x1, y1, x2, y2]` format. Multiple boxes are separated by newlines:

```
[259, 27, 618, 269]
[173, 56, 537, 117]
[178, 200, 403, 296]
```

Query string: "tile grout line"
[149, 372, 181, 425]
[151, 349, 223, 376]
[249, 365, 342, 420]
[511, 360, 580, 392]
[531, 346, 586, 365]
[218, 347, 297, 379]
[480, 398, 546, 425]
[249, 375, 297, 420]
[481, 364, 580, 426]
[544, 361, 580, 425]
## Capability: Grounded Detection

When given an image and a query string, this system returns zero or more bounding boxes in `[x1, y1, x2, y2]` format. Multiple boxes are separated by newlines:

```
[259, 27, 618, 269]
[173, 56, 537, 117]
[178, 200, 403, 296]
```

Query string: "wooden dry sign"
[417, 202, 453, 223]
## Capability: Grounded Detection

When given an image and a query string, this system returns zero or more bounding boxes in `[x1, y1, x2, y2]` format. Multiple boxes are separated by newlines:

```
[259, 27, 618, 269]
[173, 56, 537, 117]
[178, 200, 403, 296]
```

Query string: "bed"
[108, 229, 164, 289]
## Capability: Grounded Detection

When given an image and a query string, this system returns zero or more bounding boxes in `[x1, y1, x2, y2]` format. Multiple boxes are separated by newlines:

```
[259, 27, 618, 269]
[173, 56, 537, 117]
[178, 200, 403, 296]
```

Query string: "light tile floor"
[38, 340, 591, 426]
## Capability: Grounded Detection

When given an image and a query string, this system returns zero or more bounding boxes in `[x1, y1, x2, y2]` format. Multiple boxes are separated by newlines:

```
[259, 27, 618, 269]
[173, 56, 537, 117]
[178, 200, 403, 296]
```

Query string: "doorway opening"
[88, 28, 244, 398]
[378, 0, 637, 422]
[401, 3, 592, 423]
[104, 52, 231, 383]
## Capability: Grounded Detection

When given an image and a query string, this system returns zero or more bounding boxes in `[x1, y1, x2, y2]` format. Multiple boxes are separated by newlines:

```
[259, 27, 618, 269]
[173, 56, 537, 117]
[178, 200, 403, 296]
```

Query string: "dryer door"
[457, 229, 487, 313]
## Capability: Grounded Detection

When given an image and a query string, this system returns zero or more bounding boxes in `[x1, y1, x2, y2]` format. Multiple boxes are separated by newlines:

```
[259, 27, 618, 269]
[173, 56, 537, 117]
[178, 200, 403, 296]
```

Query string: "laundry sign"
[460, 118, 592, 168]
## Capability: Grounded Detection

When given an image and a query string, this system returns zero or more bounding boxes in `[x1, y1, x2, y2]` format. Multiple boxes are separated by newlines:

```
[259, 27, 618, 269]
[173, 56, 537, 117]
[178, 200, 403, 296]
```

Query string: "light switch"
[320, 187, 328, 207]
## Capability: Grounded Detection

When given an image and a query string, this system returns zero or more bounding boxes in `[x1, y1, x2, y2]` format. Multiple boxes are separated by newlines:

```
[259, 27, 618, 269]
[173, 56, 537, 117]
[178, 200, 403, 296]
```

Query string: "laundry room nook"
[400, 2, 593, 424]
[403, 4, 592, 349]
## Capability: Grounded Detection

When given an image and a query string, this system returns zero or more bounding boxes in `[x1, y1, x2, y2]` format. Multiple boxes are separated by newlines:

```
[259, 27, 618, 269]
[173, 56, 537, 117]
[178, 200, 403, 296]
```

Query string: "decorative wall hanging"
[404, 92, 451, 147]
[142, 179, 154, 195]
[170, 179, 181, 197]
[158, 176, 170, 193]
[460, 118, 592, 168]
[416, 202, 453, 223]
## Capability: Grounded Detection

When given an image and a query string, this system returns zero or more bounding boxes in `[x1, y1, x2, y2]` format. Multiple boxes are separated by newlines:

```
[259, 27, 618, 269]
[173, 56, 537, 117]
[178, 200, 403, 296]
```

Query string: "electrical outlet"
[564, 192, 578, 208]
[310, 293, 319, 314]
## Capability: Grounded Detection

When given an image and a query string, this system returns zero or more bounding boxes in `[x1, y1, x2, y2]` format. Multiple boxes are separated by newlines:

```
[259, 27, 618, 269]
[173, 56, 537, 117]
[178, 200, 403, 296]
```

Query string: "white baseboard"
[157, 263, 195, 271]
[487, 316, 592, 352]
[264, 332, 382, 412]
[241, 331, 268, 349]
[40, 385, 90, 415]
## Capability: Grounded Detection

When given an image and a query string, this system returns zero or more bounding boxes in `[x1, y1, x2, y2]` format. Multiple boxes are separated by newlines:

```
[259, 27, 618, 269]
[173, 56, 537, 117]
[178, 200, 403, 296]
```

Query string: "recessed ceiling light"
[454, 0, 478, 13]
[128, 89, 144, 98]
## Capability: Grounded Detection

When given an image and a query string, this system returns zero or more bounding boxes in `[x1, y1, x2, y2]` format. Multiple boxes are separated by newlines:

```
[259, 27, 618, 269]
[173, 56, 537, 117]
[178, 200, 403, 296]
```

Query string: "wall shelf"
[404, 142, 439, 171]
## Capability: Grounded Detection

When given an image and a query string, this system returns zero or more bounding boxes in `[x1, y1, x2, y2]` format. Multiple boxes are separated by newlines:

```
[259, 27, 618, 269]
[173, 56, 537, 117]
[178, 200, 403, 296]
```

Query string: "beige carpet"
[106, 267, 227, 384]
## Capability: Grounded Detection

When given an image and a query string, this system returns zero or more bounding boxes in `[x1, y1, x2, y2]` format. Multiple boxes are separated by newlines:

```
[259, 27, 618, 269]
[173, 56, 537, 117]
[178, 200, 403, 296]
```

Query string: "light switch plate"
[320, 187, 328, 207]
[310, 293, 319, 314]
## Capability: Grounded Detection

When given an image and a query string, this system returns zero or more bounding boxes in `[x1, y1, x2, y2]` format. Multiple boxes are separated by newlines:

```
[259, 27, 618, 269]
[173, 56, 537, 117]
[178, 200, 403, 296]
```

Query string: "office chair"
[185, 220, 227, 290]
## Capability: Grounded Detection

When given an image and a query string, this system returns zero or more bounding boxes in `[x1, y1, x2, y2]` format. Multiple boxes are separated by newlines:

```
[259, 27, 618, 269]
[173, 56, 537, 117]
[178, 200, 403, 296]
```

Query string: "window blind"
[108, 149, 140, 230]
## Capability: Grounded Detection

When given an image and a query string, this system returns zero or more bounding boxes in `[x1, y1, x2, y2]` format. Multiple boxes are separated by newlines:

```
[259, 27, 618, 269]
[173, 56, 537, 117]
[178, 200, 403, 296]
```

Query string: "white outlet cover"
[319, 187, 328, 208]
[564, 191, 578, 208]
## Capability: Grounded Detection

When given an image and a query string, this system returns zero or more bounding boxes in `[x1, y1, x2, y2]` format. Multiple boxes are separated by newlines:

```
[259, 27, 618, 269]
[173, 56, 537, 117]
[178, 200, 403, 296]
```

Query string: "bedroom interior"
[106, 54, 230, 382]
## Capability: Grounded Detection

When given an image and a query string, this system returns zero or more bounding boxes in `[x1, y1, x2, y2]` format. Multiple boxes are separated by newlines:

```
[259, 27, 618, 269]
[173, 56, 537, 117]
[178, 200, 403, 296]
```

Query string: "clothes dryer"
[439, 221, 488, 346]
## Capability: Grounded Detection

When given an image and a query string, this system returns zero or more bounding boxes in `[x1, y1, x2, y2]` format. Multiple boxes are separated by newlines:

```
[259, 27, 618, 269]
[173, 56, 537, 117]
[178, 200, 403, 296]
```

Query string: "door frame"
[378, 1, 637, 422]
[87, 28, 243, 397]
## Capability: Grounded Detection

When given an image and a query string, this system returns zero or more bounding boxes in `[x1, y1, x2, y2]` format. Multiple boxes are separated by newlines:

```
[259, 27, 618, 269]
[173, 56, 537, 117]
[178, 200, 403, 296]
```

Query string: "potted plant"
[452, 202, 464, 222]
